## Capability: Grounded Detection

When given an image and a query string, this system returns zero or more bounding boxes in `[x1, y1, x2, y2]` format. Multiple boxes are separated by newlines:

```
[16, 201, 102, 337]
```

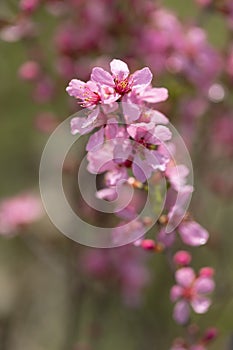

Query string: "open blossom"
[67, 59, 168, 117]
[170, 267, 215, 325]
[91, 59, 153, 95]
[66, 80, 118, 108]
[0, 194, 43, 235]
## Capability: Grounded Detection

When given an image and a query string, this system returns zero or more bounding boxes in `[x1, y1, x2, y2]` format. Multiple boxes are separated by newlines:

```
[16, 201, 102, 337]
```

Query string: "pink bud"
[202, 327, 218, 342]
[19, 0, 40, 13]
[18, 61, 40, 81]
[199, 267, 215, 277]
[195, 0, 212, 7]
[173, 250, 192, 266]
[141, 239, 156, 251]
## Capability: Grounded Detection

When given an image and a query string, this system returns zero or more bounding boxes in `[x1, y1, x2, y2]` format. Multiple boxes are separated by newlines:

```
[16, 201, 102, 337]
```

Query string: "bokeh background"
[0, 0, 233, 349]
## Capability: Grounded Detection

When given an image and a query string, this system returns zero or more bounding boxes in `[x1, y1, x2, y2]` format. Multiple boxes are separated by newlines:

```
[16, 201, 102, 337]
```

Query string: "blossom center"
[114, 77, 132, 94]
[82, 89, 101, 107]
[182, 287, 194, 300]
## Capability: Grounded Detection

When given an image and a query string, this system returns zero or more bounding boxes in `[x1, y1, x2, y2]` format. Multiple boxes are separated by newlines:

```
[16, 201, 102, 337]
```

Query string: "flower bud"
[141, 239, 156, 251]
[199, 267, 215, 277]
[173, 251, 192, 266]
[202, 327, 218, 343]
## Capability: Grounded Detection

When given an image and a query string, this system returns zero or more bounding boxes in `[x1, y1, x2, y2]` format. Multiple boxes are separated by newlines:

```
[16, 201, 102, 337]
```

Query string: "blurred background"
[0, 0, 233, 349]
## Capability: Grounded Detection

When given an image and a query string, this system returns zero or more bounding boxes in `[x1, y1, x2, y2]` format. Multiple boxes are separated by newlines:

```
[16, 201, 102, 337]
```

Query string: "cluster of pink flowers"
[66, 59, 216, 348]
[2, 0, 231, 348]
[1, 0, 232, 170]
[1, 0, 231, 201]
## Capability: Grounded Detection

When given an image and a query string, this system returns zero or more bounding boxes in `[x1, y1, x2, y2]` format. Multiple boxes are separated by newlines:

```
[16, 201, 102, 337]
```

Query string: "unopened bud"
[173, 250, 192, 266]
[199, 267, 215, 278]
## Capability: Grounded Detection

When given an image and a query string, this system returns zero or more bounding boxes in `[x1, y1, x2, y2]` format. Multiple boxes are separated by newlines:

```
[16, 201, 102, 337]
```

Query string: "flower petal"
[91, 67, 114, 87]
[191, 296, 211, 314]
[81, 107, 100, 129]
[153, 125, 172, 142]
[132, 67, 152, 88]
[141, 87, 169, 103]
[175, 267, 195, 288]
[122, 100, 141, 123]
[86, 127, 104, 151]
[170, 285, 183, 302]
[194, 277, 215, 295]
[110, 59, 129, 80]
[66, 79, 85, 98]
[179, 221, 209, 246]
[132, 154, 152, 182]
[113, 140, 132, 163]
[96, 188, 117, 201]
[146, 110, 169, 125]
[173, 300, 190, 325]
[70, 117, 83, 135]
[71, 108, 101, 135]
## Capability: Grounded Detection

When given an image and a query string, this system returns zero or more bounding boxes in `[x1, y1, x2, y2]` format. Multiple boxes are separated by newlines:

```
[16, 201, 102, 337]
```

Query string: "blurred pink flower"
[0, 194, 43, 235]
[170, 267, 215, 324]
[91, 59, 152, 95]
[18, 61, 41, 81]
[19, 0, 40, 13]
[33, 76, 54, 103]
[195, 0, 212, 7]
[79, 246, 149, 306]
[0, 19, 37, 42]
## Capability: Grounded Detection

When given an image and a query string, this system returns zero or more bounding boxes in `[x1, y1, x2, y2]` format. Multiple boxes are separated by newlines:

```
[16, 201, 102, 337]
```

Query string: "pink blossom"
[127, 120, 172, 146]
[18, 61, 41, 81]
[33, 76, 54, 103]
[0, 19, 37, 42]
[170, 267, 215, 325]
[173, 27, 222, 90]
[79, 246, 149, 306]
[0, 194, 43, 235]
[195, 0, 212, 7]
[123, 120, 171, 182]
[19, 0, 40, 13]
[165, 164, 190, 192]
[66, 80, 101, 108]
[90, 59, 169, 122]
[91, 59, 152, 95]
